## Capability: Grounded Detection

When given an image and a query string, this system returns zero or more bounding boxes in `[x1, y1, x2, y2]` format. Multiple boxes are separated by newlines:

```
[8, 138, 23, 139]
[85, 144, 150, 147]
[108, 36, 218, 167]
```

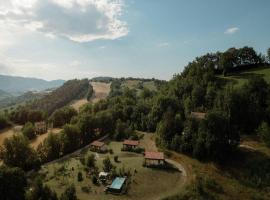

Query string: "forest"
[0, 46, 270, 200]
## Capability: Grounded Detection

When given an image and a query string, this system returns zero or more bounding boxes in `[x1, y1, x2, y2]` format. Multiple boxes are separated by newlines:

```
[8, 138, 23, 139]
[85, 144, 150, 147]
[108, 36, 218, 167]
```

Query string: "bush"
[0, 115, 11, 130]
[103, 157, 114, 172]
[86, 154, 96, 169]
[114, 155, 119, 162]
[81, 186, 90, 193]
[77, 172, 83, 182]
[109, 149, 114, 154]
[92, 175, 98, 185]
[257, 122, 270, 147]
[22, 122, 36, 140]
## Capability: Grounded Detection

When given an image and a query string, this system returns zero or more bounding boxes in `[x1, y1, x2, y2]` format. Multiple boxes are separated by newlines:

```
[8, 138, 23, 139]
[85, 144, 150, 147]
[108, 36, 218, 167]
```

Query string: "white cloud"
[157, 42, 170, 47]
[0, 54, 99, 80]
[224, 27, 239, 34]
[0, 0, 128, 42]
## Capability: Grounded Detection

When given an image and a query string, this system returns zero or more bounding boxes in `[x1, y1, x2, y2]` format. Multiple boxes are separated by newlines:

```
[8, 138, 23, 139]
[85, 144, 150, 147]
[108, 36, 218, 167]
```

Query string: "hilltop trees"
[50, 106, 77, 127]
[268, 48, 270, 63]
[0, 114, 11, 130]
[0, 135, 40, 170]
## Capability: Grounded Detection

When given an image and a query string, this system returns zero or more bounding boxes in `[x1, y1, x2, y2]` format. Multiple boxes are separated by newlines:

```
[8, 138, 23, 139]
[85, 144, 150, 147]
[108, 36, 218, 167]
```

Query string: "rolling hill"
[0, 74, 65, 95]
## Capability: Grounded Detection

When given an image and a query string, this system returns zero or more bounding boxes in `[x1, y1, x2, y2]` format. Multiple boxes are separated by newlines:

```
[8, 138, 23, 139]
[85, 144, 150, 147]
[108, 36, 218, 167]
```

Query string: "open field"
[38, 133, 186, 200]
[165, 136, 270, 200]
[218, 66, 270, 88]
[70, 82, 111, 110]
[90, 82, 111, 103]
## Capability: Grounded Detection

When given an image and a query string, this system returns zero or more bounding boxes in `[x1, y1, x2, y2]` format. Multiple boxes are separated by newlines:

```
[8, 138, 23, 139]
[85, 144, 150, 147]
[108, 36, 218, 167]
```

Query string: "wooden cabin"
[122, 139, 139, 150]
[190, 112, 206, 120]
[90, 140, 107, 152]
[144, 151, 165, 167]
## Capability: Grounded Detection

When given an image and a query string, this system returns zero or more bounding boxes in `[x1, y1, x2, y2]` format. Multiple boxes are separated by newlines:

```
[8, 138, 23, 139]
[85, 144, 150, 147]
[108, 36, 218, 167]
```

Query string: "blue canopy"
[110, 177, 126, 190]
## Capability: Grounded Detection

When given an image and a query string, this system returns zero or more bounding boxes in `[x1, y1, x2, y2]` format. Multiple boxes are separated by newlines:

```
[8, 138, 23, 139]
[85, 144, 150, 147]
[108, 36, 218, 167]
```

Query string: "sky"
[0, 0, 269, 81]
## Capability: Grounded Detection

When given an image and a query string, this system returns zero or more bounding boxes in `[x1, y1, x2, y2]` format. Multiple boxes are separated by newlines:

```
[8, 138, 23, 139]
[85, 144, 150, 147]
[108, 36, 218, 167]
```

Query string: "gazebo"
[144, 151, 165, 167]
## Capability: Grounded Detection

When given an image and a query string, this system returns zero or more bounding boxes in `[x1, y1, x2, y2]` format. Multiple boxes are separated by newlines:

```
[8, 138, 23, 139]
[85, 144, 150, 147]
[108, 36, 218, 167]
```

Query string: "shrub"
[22, 122, 36, 140]
[109, 149, 114, 154]
[86, 154, 96, 169]
[81, 186, 90, 193]
[92, 175, 98, 185]
[114, 155, 119, 162]
[77, 172, 83, 182]
[103, 157, 114, 172]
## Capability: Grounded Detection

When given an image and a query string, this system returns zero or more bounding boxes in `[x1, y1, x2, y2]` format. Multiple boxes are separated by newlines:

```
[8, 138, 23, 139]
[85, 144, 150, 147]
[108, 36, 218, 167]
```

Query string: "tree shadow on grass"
[229, 72, 264, 80]
[218, 147, 270, 189]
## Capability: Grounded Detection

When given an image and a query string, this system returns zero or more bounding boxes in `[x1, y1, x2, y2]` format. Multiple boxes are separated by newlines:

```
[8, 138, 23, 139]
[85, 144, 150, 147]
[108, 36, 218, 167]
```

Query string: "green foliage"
[86, 154, 96, 169]
[61, 124, 81, 154]
[1, 134, 40, 170]
[10, 107, 46, 125]
[37, 133, 62, 163]
[77, 172, 83, 182]
[22, 122, 36, 140]
[50, 106, 77, 127]
[25, 177, 58, 200]
[257, 122, 270, 147]
[32, 79, 90, 115]
[92, 175, 98, 185]
[103, 156, 114, 172]
[114, 155, 118, 162]
[0, 114, 11, 130]
[60, 184, 77, 200]
[114, 119, 133, 141]
[0, 166, 27, 200]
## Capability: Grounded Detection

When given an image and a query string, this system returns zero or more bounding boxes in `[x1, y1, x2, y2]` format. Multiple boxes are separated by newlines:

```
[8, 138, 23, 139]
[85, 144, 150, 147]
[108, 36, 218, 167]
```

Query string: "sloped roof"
[90, 140, 105, 147]
[190, 112, 206, 119]
[123, 139, 139, 146]
[145, 151, 164, 160]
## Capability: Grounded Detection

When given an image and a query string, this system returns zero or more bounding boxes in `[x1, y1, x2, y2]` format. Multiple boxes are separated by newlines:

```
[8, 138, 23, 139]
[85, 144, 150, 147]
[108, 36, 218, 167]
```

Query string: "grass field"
[218, 66, 270, 88]
[166, 135, 270, 200]
[38, 133, 185, 200]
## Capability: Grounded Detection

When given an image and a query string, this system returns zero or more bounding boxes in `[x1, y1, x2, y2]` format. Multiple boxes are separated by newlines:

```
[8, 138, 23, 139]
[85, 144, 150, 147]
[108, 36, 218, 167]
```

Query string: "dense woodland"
[0, 46, 270, 199]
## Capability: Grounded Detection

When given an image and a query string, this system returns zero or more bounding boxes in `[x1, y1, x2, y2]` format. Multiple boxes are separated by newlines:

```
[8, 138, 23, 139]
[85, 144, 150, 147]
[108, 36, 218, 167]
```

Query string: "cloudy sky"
[0, 0, 269, 80]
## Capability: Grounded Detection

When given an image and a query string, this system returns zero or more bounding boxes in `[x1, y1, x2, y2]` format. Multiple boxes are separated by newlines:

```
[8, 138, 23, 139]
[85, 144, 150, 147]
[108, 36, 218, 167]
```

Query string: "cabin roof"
[145, 151, 164, 160]
[123, 139, 139, 146]
[90, 140, 105, 147]
[190, 112, 206, 119]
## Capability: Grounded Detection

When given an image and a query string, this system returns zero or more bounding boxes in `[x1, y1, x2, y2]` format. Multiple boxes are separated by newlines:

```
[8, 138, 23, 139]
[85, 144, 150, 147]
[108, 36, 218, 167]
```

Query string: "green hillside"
[218, 66, 270, 88]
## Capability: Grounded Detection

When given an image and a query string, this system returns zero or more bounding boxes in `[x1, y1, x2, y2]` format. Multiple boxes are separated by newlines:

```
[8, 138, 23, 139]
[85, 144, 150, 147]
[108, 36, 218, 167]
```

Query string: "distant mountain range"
[0, 74, 65, 95]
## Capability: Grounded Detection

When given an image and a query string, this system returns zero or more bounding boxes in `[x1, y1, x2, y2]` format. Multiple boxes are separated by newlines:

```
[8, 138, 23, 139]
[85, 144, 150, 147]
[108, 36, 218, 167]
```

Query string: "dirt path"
[31, 128, 62, 149]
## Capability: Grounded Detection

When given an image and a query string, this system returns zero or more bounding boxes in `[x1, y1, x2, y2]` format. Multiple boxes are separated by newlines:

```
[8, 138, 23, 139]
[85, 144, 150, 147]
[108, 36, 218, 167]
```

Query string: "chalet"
[34, 121, 47, 135]
[144, 151, 165, 167]
[122, 139, 139, 150]
[190, 112, 206, 120]
[90, 140, 107, 152]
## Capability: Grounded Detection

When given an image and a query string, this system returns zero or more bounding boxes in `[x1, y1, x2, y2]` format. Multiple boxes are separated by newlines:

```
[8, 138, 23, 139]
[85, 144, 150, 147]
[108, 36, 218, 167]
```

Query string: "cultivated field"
[90, 82, 111, 103]
[70, 82, 111, 110]
[38, 132, 186, 200]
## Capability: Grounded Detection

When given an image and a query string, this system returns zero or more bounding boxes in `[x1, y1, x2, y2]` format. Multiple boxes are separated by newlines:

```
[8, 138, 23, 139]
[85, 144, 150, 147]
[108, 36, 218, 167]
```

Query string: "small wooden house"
[190, 112, 206, 120]
[144, 151, 165, 167]
[90, 140, 107, 152]
[122, 140, 139, 150]
[34, 121, 47, 135]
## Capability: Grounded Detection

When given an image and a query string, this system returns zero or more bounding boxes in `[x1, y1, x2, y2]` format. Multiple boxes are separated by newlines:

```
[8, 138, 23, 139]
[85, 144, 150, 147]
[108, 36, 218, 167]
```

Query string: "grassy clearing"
[90, 82, 111, 103]
[218, 66, 270, 88]
[38, 134, 185, 200]
[166, 136, 270, 200]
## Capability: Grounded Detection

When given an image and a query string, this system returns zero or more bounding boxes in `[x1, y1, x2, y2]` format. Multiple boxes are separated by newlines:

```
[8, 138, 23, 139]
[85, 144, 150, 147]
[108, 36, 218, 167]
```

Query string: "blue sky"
[0, 0, 269, 80]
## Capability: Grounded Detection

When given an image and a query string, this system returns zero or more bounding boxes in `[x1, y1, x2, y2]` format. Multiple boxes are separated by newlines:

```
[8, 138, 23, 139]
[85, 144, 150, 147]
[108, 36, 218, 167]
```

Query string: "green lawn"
[38, 141, 184, 200]
[217, 66, 270, 88]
